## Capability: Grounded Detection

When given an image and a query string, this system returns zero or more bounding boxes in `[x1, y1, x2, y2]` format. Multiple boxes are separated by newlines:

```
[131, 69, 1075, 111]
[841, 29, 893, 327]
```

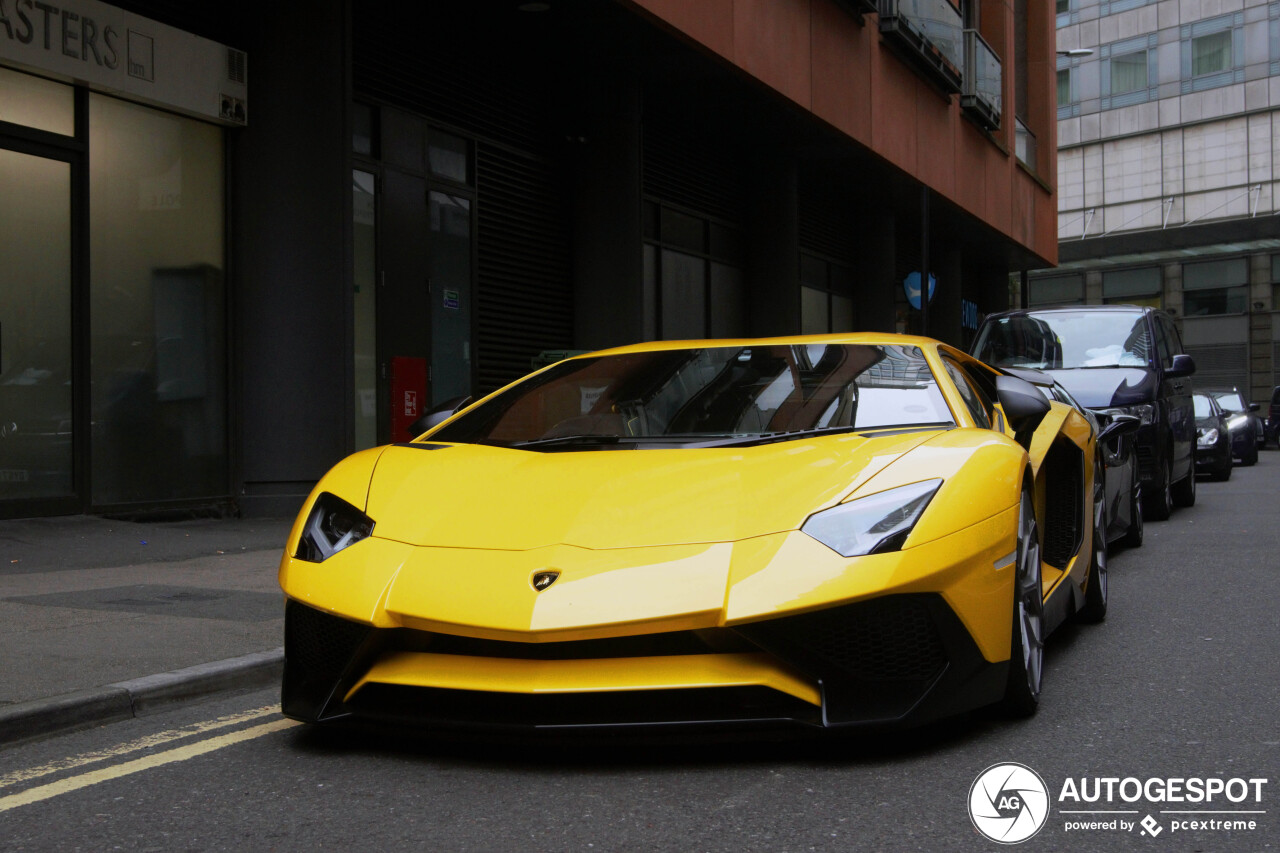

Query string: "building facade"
[1, 0, 1058, 519]
[1046, 0, 1280, 402]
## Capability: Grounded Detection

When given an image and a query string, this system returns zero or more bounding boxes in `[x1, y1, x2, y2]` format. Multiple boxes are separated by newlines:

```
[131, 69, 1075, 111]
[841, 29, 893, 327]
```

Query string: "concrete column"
[233, 0, 350, 517]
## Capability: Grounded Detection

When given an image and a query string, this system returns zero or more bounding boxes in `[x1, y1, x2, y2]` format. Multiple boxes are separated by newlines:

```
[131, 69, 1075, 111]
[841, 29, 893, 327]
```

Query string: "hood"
[361, 431, 939, 551]
[1046, 367, 1157, 409]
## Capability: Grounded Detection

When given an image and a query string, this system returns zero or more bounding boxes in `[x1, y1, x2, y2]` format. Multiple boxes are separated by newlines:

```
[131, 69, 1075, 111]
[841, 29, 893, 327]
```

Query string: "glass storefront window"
[0, 67, 74, 136]
[0, 149, 72, 501]
[89, 94, 226, 505]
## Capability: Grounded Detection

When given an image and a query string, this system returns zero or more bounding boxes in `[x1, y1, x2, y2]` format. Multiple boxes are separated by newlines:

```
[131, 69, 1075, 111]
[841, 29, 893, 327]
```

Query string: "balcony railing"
[961, 29, 1001, 130]
[878, 0, 963, 94]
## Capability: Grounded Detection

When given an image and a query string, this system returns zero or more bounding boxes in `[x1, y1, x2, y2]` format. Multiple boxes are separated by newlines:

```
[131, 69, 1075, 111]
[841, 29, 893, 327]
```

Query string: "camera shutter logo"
[969, 763, 1050, 844]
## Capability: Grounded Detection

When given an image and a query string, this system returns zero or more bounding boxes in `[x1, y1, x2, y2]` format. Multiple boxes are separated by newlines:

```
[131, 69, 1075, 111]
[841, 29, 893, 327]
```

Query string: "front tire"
[1242, 443, 1258, 467]
[1001, 487, 1044, 717]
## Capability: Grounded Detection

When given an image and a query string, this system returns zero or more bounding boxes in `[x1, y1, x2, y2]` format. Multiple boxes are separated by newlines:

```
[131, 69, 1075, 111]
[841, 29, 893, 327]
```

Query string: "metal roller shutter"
[475, 143, 573, 394]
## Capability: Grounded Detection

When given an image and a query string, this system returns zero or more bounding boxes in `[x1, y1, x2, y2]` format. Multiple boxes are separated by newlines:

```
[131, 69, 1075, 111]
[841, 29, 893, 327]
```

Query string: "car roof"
[582, 332, 947, 358]
[982, 304, 1154, 321]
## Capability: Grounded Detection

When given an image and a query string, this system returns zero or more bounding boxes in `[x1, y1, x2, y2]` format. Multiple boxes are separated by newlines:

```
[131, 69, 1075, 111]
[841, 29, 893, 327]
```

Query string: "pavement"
[0, 513, 296, 746]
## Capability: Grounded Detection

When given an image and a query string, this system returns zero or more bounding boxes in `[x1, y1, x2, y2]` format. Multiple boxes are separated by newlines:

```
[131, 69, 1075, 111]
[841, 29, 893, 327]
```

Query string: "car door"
[1157, 313, 1194, 483]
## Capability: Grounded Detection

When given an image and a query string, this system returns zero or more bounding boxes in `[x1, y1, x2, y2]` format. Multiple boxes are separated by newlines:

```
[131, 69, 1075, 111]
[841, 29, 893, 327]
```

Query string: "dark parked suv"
[972, 305, 1196, 520]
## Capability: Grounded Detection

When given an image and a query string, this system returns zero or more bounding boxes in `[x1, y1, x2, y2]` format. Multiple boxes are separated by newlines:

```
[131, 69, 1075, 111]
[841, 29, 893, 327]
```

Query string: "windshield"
[430, 343, 955, 448]
[974, 311, 1152, 369]
[1193, 395, 1211, 418]
[1212, 392, 1244, 412]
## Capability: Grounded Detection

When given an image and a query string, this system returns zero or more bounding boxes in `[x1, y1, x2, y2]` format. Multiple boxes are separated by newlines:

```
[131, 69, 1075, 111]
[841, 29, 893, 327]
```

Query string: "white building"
[1038, 0, 1280, 401]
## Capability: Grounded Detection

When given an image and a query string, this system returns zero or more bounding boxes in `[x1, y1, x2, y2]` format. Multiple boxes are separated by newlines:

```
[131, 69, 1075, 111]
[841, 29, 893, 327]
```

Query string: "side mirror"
[1167, 354, 1196, 378]
[1097, 413, 1139, 443]
[1249, 402, 1260, 412]
[408, 395, 473, 436]
[996, 374, 1051, 433]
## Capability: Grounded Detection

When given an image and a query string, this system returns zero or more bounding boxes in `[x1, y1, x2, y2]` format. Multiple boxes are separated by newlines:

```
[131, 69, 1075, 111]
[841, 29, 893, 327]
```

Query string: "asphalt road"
[2, 456, 1278, 852]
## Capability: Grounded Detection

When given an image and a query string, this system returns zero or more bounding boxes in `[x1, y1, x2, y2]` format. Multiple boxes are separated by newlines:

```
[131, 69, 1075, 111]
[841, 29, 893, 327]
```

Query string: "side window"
[1152, 315, 1172, 367]
[942, 358, 992, 429]
[1162, 315, 1185, 357]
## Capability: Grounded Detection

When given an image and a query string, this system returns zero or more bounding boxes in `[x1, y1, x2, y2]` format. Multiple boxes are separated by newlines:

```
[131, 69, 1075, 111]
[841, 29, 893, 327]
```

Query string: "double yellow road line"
[0, 705, 298, 813]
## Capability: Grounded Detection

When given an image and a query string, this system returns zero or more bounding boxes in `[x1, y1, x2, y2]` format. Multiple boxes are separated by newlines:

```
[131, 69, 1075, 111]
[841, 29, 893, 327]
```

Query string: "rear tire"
[1242, 444, 1258, 467]
[1001, 487, 1043, 717]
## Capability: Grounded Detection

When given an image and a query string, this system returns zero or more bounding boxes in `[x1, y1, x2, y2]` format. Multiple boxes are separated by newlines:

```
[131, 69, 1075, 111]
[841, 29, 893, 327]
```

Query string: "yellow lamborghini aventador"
[279, 334, 1125, 733]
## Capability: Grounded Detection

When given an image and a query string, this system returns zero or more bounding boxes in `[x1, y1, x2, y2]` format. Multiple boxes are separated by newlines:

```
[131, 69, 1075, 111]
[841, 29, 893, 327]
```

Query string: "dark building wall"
[232, 0, 351, 516]
[572, 77, 646, 351]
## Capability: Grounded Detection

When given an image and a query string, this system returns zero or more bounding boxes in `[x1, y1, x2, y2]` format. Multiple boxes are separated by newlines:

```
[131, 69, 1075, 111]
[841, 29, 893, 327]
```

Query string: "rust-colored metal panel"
[870, 51, 920, 176]
[629, 0, 736, 60]
[809, 0, 872, 144]
[731, 0, 813, 109]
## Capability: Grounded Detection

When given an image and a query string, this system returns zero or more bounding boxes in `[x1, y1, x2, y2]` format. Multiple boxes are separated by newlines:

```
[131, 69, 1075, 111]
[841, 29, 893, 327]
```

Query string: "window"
[800, 254, 854, 335]
[1030, 274, 1084, 306]
[89, 94, 227, 505]
[1056, 53, 1082, 119]
[1181, 14, 1244, 94]
[643, 202, 745, 340]
[1110, 51, 1147, 95]
[1183, 258, 1248, 317]
[1055, 0, 1069, 13]
[1192, 31, 1231, 76]
[942, 357, 992, 429]
[1103, 267, 1161, 308]
[0, 66, 74, 135]
[1101, 35, 1158, 109]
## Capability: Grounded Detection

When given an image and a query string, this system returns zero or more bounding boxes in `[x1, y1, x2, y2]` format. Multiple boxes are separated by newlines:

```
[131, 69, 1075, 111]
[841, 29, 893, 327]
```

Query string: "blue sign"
[904, 272, 936, 310]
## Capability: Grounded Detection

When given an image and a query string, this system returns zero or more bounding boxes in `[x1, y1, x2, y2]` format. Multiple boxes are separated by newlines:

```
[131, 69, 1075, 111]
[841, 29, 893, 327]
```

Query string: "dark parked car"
[1193, 393, 1232, 481]
[1267, 386, 1280, 448]
[973, 305, 1196, 521]
[1204, 387, 1261, 465]
[1007, 367, 1143, 548]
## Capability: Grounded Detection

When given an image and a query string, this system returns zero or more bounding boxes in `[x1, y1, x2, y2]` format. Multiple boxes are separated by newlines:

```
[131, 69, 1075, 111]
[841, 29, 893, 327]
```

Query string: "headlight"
[1098, 404, 1155, 425]
[1196, 427, 1219, 448]
[801, 479, 942, 557]
[296, 492, 375, 563]
[1224, 414, 1248, 432]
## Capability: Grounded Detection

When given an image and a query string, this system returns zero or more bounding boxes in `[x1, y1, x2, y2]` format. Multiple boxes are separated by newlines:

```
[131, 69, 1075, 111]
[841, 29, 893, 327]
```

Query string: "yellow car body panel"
[361, 431, 937, 550]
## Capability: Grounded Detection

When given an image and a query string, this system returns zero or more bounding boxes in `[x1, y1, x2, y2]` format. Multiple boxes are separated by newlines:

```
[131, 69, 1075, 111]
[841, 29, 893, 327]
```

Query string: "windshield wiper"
[509, 434, 625, 449]
[686, 422, 953, 447]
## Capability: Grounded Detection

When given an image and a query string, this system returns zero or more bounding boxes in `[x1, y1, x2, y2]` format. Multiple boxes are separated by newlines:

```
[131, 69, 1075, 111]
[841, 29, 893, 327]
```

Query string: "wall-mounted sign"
[904, 272, 936, 310]
[0, 0, 248, 125]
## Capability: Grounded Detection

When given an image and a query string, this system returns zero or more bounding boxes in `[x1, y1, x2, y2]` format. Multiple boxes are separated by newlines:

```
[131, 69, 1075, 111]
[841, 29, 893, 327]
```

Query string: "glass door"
[0, 146, 75, 507]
